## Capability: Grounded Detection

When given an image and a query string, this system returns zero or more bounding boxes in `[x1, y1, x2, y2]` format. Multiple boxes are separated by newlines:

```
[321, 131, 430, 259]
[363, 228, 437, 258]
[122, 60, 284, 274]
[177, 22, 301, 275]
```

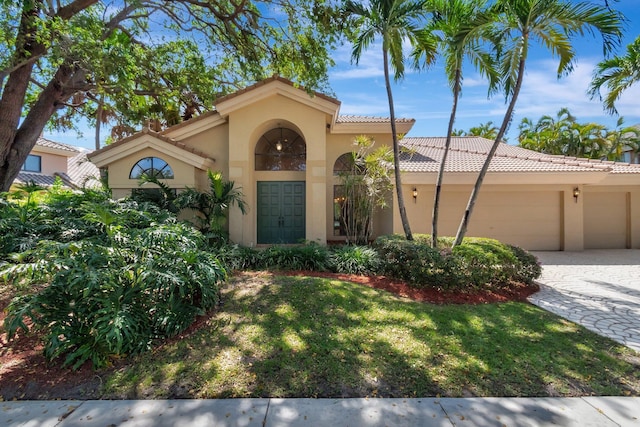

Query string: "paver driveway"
[529, 250, 640, 352]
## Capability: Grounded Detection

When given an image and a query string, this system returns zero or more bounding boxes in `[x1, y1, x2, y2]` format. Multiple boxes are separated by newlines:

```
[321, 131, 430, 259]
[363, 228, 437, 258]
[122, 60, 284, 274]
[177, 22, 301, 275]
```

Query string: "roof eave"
[89, 133, 215, 170]
[331, 120, 415, 135]
[215, 77, 340, 119]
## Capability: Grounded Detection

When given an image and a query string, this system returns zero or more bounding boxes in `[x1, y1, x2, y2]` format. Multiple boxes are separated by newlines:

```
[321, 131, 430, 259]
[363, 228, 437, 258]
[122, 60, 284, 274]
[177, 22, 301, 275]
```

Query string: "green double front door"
[257, 181, 305, 244]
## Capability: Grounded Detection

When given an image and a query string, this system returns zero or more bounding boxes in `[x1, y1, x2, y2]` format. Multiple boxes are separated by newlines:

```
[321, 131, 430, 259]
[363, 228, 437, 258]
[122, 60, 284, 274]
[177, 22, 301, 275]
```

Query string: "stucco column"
[305, 122, 327, 244]
[227, 120, 253, 246]
[562, 185, 584, 251]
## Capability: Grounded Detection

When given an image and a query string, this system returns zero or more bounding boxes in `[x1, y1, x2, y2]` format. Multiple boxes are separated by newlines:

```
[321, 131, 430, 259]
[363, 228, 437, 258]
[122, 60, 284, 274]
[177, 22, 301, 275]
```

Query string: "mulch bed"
[280, 270, 539, 304]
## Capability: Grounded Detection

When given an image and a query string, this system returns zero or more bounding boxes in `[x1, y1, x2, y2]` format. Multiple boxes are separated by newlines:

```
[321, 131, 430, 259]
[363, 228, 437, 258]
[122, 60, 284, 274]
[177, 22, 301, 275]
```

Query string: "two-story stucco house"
[87, 76, 640, 251]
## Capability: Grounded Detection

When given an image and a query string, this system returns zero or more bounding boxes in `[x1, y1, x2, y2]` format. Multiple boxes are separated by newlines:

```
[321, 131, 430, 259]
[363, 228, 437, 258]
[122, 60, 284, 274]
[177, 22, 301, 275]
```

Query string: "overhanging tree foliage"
[0, 0, 344, 192]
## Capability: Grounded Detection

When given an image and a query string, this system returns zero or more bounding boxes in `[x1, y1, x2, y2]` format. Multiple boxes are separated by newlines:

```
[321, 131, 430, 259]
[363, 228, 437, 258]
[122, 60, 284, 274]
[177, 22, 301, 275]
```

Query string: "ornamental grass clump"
[328, 245, 381, 275]
[261, 243, 331, 271]
[2, 202, 226, 370]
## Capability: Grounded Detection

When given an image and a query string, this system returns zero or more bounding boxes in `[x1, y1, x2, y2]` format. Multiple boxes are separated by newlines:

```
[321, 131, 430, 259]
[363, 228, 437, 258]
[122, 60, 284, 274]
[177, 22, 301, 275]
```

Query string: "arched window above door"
[255, 127, 306, 171]
[129, 156, 174, 179]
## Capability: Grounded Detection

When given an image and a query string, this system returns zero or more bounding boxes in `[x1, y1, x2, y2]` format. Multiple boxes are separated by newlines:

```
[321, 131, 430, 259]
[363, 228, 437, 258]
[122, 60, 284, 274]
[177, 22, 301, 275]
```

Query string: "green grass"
[102, 272, 640, 398]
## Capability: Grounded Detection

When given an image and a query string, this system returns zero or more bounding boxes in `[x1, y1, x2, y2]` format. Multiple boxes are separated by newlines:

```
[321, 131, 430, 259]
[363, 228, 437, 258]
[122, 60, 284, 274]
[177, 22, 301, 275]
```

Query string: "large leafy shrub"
[0, 183, 170, 260]
[373, 235, 453, 288]
[374, 234, 540, 290]
[2, 203, 226, 369]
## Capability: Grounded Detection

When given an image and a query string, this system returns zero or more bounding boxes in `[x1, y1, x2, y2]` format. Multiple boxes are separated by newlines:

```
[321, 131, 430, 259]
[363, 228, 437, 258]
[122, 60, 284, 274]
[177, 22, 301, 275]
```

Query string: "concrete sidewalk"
[2, 397, 639, 426]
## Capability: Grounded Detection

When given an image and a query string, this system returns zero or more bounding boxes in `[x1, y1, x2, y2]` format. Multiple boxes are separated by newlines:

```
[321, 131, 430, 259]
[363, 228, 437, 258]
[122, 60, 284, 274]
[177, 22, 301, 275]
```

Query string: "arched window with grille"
[255, 127, 306, 171]
[129, 157, 174, 179]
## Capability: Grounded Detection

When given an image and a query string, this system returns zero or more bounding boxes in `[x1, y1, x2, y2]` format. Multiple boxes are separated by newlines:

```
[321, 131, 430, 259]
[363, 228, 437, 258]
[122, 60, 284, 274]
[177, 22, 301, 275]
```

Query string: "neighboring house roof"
[67, 151, 101, 188]
[14, 171, 76, 188]
[399, 136, 640, 174]
[14, 139, 100, 189]
[33, 137, 80, 156]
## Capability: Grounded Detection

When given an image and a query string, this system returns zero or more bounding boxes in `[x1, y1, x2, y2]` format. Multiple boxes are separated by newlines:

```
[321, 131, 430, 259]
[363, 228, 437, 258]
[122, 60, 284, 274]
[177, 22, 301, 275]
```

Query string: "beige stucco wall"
[226, 93, 332, 246]
[106, 147, 198, 190]
[180, 123, 230, 182]
[31, 150, 69, 175]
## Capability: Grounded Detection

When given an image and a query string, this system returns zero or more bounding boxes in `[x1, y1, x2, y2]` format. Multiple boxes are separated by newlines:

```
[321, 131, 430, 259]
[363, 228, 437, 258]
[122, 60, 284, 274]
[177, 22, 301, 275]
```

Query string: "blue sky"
[328, 1, 640, 143]
[47, 1, 640, 149]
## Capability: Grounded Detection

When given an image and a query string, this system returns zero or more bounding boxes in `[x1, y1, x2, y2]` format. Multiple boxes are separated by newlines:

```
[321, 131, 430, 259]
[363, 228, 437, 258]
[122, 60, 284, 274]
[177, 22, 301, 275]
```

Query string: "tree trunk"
[0, 0, 99, 191]
[95, 100, 103, 150]
[453, 57, 526, 247]
[0, 63, 84, 191]
[382, 48, 413, 240]
[431, 68, 461, 248]
[0, 1, 44, 184]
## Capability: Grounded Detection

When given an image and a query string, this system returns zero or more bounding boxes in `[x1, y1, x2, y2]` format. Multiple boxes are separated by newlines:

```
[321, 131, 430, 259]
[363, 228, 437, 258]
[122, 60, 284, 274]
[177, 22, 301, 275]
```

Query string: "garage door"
[436, 190, 562, 251]
[584, 192, 628, 249]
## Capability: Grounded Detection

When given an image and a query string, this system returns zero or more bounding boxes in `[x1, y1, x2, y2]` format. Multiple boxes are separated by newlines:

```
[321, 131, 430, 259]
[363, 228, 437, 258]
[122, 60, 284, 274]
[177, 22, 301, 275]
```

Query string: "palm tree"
[411, 0, 496, 248]
[452, 0, 622, 248]
[605, 117, 640, 162]
[468, 121, 500, 140]
[175, 170, 247, 242]
[589, 35, 640, 115]
[344, 0, 434, 241]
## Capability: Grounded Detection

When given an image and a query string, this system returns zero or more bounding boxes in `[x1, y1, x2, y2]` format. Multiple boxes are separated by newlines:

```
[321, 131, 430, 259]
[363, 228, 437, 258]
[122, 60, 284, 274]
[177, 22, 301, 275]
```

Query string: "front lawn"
[102, 272, 640, 399]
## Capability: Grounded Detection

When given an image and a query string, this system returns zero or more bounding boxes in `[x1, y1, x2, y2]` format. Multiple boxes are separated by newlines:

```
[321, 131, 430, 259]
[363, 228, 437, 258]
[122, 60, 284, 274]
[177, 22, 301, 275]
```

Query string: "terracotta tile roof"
[88, 128, 212, 160]
[36, 137, 79, 154]
[398, 136, 639, 173]
[214, 75, 340, 106]
[337, 115, 415, 124]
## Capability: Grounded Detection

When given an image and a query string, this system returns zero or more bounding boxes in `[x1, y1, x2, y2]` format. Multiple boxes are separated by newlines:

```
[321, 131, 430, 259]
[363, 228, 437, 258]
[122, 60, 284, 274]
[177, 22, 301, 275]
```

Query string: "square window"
[22, 155, 41, 172]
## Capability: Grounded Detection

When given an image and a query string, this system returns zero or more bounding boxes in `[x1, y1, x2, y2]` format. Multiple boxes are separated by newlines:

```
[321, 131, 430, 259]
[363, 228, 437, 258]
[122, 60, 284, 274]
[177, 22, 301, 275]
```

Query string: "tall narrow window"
[129, 157, 174, 179]
[333, 185, 347, 236]
[22, 154, 41, 172]
[255, 127, 306, 171]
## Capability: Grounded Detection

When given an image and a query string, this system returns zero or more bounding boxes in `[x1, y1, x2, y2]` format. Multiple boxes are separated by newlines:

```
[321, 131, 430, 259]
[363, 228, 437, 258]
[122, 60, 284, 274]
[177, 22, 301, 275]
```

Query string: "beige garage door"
[584, 192, 628, 249]
[437, 190, 562, 251]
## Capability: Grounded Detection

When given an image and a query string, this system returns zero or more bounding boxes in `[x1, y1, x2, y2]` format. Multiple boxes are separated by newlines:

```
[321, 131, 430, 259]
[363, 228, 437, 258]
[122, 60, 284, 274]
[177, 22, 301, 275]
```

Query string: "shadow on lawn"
[101, 272, 640, 399]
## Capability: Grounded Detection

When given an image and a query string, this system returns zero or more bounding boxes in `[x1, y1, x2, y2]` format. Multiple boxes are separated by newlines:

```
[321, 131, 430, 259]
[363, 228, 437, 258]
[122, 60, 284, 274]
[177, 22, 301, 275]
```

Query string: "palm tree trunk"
[432, 68, 461, 248]
[95, 99, 103, 150]
[382, 48, 413, 240]
[453, 57, 526, 247]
